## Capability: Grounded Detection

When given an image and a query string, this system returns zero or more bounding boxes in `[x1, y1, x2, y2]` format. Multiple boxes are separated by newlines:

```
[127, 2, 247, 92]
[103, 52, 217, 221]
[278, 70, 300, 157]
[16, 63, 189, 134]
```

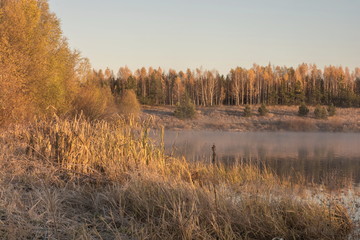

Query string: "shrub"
[314, 105, 328, 119]
[243, 105, 252, 117]
[73, 83, 114, 120]
[117, 89, 141, 116]
[327, 103, 336, 116]
[258, 104, 269, 116]
[298, 103, 309, 116]
[174, 94, 196, 119]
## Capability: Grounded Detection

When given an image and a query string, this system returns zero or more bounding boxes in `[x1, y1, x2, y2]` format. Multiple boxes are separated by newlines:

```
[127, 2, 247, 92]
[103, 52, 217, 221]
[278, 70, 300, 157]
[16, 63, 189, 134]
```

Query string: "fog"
[162, 131, 360, 185]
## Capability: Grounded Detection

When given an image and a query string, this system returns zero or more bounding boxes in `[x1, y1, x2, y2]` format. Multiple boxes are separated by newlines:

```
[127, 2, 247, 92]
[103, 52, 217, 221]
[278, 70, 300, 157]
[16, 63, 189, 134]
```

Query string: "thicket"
[73, 81, 115, 120]
[117, 89, 141, 116]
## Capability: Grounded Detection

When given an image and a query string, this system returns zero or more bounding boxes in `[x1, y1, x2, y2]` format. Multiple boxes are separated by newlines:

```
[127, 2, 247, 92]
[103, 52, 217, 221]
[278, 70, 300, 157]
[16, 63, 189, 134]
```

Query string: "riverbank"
[0, 117, 355, 239]
[142, 105, 360, 132]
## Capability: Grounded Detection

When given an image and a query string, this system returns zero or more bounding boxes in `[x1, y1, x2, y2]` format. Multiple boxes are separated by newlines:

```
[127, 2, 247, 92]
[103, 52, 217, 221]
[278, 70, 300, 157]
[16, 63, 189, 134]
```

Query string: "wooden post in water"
[212, 144, 216, 165]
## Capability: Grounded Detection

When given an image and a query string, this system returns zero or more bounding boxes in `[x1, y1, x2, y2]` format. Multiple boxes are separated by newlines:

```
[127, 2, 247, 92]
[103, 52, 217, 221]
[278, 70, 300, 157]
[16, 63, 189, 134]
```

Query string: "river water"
[162, 131, 360, 186]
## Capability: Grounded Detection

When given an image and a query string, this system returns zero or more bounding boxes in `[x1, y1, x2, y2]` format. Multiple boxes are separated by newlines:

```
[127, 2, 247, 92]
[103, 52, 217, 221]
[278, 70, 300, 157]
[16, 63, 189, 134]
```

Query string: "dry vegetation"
[143, 105, 360, 132]
[0, 1, 359, 239]
[0, 116, 355, 239]
[117, 89, 141, 117]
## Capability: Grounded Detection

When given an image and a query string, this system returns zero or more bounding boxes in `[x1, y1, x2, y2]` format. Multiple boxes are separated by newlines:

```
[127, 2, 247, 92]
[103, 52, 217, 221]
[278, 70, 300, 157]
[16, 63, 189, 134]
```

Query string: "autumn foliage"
[110, 65, 360, 108]
[0, 0, 118, 124]
[0, 2, 356, 239]
[0, 0, 78, 124]
[117, 89, 141, 116]
[1, 0, 360, 127]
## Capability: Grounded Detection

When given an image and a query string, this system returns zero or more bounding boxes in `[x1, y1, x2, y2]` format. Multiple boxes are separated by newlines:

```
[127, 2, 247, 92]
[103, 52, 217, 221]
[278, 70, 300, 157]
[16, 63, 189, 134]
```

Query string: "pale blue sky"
[48, 0, 360, 74]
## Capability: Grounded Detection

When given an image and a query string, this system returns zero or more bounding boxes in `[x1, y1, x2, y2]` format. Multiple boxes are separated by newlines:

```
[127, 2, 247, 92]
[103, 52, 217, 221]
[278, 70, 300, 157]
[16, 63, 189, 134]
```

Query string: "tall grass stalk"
[0, 116, 353, 239]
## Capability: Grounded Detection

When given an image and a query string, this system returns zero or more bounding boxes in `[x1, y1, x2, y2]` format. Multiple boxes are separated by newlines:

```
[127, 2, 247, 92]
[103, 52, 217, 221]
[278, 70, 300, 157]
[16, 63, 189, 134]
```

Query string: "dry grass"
[272, 119, 317, 131]
[0, 116, 354, 239]
[142, 105, 360, 132]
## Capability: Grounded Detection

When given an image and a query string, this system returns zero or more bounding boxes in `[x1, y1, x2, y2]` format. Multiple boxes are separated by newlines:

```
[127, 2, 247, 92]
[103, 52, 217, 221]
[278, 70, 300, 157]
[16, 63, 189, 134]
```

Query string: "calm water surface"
[162, 131, 360, 185]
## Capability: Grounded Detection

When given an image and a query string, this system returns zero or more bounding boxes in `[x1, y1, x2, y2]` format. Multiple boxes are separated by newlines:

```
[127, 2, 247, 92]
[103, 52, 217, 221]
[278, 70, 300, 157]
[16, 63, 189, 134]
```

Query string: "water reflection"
[162, 131, 360, 186]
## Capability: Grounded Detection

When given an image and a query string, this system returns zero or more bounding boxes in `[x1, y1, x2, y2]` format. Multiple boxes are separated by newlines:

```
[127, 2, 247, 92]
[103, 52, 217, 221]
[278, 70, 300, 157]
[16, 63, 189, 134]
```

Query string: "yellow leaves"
[75, 57, 92, 83]
[117, 66, 132, 81]
[0, 0, 79, 124]
[248, 69, 256, 82]
[263, 71, 271, 82]
[283, 73, 289, 81]
[22, 0, 41, 29]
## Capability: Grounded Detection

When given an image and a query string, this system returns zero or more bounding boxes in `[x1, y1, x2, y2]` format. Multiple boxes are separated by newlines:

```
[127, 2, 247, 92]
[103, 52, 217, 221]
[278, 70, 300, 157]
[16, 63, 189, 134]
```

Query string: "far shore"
[141, 105, 360, 132]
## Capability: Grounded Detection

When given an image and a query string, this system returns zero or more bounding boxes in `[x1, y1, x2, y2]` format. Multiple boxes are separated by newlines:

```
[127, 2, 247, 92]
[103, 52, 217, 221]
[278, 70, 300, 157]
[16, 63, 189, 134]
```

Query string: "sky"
[48, 0, 360, 75]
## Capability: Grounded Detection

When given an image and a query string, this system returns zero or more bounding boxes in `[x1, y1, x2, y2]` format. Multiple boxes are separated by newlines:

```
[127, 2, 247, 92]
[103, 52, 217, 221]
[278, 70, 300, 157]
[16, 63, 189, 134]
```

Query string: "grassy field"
[142, 105, 360, 132]
[0, 116, 356, 239]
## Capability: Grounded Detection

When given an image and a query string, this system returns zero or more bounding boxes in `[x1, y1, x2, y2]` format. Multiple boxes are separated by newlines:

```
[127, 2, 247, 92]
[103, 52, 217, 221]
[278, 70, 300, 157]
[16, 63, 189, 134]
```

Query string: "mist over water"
[162, 131, 360, 185]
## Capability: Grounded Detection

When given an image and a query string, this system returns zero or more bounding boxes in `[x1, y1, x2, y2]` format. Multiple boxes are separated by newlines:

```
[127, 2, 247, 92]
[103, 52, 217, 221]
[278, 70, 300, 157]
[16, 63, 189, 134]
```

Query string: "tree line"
[104, 64, 360, 107]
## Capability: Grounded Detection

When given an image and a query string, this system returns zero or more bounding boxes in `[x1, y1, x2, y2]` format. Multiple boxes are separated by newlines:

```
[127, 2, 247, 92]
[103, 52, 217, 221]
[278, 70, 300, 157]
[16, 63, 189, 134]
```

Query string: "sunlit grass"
[0, 116, 354, 239]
